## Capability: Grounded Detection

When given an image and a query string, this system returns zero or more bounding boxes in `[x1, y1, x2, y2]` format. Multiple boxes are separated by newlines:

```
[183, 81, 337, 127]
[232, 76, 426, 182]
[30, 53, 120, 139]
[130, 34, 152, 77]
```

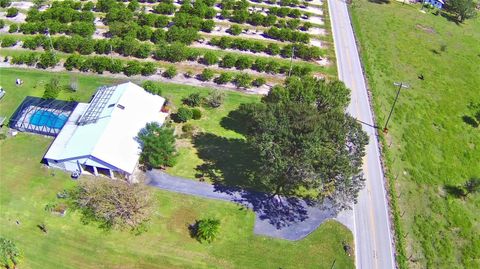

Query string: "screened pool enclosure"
[9, 96, 78, 136]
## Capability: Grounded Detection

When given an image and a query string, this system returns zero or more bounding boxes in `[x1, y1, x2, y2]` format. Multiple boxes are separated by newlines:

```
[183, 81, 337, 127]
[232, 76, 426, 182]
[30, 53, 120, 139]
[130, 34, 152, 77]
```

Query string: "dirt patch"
[416, 24, 436, 34]
[166, 206, 198, 238]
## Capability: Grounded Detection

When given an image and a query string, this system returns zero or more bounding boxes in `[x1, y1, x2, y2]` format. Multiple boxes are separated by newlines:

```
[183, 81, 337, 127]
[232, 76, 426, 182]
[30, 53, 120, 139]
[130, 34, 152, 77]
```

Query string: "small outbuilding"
[44, 82, 167, 180]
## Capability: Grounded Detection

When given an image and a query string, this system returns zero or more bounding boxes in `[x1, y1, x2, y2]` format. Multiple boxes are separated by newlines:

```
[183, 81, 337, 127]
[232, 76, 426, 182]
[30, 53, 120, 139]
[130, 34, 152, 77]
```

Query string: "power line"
[383, 82, 410, 134]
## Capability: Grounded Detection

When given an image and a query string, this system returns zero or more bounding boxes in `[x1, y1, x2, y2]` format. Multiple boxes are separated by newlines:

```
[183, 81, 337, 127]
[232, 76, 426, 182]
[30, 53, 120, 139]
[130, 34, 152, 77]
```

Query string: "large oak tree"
[239, 76, 368, 210]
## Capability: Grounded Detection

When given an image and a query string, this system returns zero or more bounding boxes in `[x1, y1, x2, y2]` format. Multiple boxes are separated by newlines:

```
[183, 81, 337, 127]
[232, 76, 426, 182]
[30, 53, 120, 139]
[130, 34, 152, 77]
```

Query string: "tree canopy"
[138, 122, 177, 168]
[238, 76, 368, 210]
[71, 178, 154, 231]
[447, 0, 477, 22]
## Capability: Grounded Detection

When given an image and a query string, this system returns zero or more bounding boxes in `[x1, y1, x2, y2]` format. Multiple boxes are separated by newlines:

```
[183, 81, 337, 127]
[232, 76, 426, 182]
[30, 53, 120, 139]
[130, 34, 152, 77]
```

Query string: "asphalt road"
[327, 0, 396, 268]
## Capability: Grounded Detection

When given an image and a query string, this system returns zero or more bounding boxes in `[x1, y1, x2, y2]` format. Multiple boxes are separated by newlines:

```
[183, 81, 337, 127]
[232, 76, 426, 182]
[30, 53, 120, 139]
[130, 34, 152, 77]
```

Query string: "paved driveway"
[146, 170, 353, 240]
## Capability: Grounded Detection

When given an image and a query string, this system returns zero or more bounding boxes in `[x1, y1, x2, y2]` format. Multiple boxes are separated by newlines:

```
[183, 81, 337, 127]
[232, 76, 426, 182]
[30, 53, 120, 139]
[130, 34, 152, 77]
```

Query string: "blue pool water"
[29, 110, 68, 129]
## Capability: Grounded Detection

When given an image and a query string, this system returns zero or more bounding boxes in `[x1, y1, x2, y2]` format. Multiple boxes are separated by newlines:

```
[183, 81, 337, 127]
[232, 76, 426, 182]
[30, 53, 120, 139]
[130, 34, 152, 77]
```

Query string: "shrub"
[201, 52, 218, 66]
[234, 73, 253, 88]
[64, 54, 84, 71]
[6, 7, 18, 17]
[154, 42, 190, 63]
[201, 19, 215, 33]
[175, 107, 193, 122]
[204, 90, 225, 108]
[108, 59, 123, 74]
[200, 68, 215, 81]
[191, 108, 202, 120]
[0, 20, 4, 29]
[8, 23, 18, 33]
[141, 62, 157, 76]
[182, 93, 202, 107]
[252, 58, 269, 72]
[191, 218, 220, 243]
[0, 133, 7, 140]
[163, 66, 177, 78]
[252, 77, 266, 87]
[43, 78, 61, 99]
[123, 61, 142, 76]
[142, 81, 162, 95]
[219, 54, 237, 68]
[181, 123, 196, 138]
[214, 72, 233, 85]
[227, 24, 242, 35]
[37, 51, 59, 68]
[1, 36, 17, 47]
[235, 56, 253, 70]
[0, 0, 11, 8]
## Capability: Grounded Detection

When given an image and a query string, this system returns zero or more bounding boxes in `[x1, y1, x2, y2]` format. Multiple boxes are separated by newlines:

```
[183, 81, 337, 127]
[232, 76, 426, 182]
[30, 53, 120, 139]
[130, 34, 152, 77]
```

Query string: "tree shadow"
[219, 109, 250, 135]
[462, 115, 479, 128]
[443, 185, 465, 198]
[367, 0, 390, 4]
[232, 192, 312, 229]
[440, 11, 461, 25]
[192, 133, 263, 192]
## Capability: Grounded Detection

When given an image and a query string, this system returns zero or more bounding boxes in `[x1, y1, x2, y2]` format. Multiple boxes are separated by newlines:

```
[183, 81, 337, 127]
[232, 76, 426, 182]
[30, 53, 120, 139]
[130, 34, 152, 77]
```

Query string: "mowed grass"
[350, 2, 480, 269]
[0, 68, 354, 268]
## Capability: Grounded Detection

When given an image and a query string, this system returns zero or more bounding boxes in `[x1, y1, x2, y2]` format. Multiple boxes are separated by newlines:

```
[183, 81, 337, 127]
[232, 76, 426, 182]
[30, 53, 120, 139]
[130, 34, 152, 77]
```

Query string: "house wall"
[45, 156, 126, 179]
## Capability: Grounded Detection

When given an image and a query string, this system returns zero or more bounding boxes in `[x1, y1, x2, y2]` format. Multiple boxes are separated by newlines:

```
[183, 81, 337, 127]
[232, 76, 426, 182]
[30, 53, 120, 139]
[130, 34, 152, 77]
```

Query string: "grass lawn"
[0, 68, 354, 268]
[350, 2, 480, 269]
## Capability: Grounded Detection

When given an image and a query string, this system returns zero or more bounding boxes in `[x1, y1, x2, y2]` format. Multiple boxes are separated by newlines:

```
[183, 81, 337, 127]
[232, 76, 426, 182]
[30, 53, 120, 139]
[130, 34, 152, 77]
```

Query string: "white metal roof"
[45, 82, 167, 174]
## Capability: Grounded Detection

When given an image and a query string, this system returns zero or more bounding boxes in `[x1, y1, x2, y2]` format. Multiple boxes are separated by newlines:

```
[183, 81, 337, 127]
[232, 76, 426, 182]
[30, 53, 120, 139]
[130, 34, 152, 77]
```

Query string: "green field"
[0, 68, 354, 268]
[350, 2, 480, 269]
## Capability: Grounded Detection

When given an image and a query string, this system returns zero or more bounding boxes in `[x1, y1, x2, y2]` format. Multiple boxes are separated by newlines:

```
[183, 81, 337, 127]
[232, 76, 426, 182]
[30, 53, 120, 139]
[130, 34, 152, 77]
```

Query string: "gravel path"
[146, 169, 353, 240]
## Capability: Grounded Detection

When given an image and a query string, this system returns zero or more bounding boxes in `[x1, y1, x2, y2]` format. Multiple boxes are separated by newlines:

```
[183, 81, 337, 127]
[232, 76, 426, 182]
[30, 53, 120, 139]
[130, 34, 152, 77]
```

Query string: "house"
[423, 0, 444, 9]
[43, 82, 167, 180]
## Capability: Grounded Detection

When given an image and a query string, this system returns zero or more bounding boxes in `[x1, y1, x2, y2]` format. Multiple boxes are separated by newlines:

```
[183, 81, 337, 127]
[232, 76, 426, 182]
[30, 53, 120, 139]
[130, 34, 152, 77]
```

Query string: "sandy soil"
[0, 11, 27, 24]
[11, 1, 34, 10]
[309, 27, 326, 36]
[309, 39, 322, 47]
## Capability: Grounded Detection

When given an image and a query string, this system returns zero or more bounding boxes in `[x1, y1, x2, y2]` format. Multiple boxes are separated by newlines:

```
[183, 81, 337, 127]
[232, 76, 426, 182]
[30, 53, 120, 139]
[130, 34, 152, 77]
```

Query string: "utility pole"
[288, 45, 295, 77]
[383, 82, 410, 134]
[45, 28, 55, 54]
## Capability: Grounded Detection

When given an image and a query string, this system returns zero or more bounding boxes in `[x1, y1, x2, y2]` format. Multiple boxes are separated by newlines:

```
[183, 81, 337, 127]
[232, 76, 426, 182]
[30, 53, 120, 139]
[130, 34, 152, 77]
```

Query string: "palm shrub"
[0, 237, 21, 269]
[192, 218, 221, 243]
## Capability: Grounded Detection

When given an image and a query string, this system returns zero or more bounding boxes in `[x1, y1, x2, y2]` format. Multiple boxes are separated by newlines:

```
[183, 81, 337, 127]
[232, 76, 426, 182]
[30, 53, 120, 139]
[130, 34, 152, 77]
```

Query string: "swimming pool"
[29, 110, 68, 129]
